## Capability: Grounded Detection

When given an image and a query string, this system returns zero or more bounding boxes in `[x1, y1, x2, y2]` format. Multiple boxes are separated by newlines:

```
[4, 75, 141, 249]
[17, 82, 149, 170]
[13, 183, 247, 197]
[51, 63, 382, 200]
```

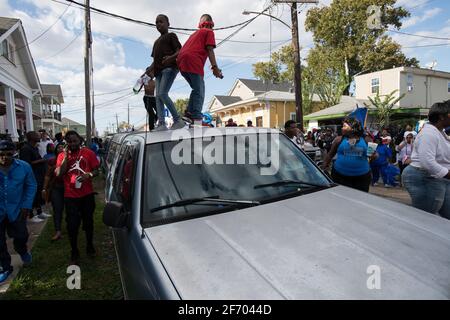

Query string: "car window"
[106, 142, 118, 169]
[143, 133, 331, 226]
[111, 143, 139, 212]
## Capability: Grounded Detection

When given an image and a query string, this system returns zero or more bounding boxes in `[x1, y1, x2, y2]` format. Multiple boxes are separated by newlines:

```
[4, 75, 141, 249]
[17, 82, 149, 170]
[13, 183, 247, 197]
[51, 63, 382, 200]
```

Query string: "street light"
[242, 10, 291, 29]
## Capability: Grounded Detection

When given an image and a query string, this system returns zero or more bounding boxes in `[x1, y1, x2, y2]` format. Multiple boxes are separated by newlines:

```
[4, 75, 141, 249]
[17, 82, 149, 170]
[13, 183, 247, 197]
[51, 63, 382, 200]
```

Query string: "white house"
[0, 17, 42, 141]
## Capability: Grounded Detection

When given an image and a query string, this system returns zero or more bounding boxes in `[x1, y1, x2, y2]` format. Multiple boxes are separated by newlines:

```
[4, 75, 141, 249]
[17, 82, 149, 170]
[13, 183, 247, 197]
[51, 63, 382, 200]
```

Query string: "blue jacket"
[372, 144, 392, 166]
[0, 159, 37, 222]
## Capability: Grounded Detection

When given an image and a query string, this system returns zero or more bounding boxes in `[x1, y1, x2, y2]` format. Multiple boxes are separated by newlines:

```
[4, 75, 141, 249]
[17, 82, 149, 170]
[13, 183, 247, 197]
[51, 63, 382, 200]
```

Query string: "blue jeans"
[155, 68, 179, 123]
[402, 165, 450, 219]
[371, 163, 388, 185]
[181, 71, 205, 120]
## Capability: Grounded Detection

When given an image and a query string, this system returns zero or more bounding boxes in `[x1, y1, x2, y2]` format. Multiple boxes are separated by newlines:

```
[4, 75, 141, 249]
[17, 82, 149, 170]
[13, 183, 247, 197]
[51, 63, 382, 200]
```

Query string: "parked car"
[104, 127, 450, 299]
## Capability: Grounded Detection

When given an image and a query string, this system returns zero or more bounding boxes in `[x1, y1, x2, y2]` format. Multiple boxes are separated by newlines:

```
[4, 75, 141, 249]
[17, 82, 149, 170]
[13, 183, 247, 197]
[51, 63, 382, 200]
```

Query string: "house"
[61, 117, 86, 137]
[40, 84, 64, 137]
[305, 66, 450, 129]
[208, 78, 322, 128]
[0, 17, 42, 141]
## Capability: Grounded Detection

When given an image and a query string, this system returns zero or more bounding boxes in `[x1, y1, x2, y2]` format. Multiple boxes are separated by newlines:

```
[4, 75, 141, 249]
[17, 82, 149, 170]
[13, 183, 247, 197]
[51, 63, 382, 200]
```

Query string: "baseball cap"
[0, 140, 16, 151]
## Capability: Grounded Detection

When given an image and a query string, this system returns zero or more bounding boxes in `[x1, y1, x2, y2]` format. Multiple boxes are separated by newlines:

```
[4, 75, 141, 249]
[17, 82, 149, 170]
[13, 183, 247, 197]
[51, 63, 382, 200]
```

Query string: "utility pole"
[291, 2, 303, 132]
[127, 103, 130, 130]
[274, 1, 318, 132]
[84, 0, 92, 146]
[115, 113, 119, 133]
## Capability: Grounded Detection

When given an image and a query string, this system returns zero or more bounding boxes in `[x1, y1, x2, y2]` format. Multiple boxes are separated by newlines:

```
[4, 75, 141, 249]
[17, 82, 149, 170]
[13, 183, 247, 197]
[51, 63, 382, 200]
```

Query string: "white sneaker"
[170, 120, 186, 130]
[153, 124, 168, 131]
[38, 213, 52, 219]
[29, 216, 44, 223]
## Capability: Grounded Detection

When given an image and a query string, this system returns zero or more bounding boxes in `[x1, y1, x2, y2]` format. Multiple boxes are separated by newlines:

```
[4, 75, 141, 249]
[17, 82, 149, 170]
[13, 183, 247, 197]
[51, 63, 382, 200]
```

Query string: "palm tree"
[364, 90, 405, 128]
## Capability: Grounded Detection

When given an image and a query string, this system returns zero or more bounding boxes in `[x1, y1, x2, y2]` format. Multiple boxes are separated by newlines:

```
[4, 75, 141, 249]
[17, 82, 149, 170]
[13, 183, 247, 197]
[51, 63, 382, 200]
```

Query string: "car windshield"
[143, 132, 331, 226]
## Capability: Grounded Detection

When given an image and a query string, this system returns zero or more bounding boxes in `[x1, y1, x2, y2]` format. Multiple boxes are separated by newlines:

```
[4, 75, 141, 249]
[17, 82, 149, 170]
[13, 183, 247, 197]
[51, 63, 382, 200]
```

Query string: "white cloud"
[402, 7, 442, 29]
[2, 0, 447, 134]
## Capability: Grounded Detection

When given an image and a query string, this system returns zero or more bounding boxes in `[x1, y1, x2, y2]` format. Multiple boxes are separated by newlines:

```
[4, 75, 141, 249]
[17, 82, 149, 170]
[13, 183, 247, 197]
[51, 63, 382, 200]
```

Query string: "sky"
[2, 0, 450, 135]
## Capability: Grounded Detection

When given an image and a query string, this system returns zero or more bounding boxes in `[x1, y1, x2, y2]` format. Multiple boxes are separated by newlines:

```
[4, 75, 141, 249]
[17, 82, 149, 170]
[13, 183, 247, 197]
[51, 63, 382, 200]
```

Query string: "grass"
[1, 177, 123, 300]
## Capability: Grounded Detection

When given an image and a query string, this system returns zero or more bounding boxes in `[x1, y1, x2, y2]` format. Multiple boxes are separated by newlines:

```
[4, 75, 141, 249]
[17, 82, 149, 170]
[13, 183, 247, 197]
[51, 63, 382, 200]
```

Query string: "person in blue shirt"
[370, 136, 393, 187]
[322, 118, 373, 192]
[0, 141, 37, 284]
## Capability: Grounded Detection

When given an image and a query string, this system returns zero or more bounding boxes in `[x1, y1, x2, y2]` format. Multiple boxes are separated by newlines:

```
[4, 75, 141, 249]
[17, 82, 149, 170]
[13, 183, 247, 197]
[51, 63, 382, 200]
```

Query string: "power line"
[64, 87, 132, 98]
[95, 29, 291, 45]
[38, 31, 82, 60]
[217, 4, 274, 47]
[402, 42, 450, 49]
[28, 3, 72, 45]
[8, 2, 72, 57]
[58, 0, 267, 32]
[389, 29, 450, 41]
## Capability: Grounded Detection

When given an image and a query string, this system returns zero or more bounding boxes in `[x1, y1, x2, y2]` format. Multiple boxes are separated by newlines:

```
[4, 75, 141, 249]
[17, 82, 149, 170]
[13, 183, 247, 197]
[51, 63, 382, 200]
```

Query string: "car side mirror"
[103, 201, 128, 228]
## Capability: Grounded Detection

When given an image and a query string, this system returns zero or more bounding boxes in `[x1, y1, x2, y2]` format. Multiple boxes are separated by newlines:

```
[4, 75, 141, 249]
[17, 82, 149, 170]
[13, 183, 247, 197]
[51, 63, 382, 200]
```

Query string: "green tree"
[252, 45, 295, 83]
[174, 98, 189, 115]
[253, 45, 320, 114]
[305, 0, 419, 78]
[306, 47, 349, 108]
[364, 89, 405, 127]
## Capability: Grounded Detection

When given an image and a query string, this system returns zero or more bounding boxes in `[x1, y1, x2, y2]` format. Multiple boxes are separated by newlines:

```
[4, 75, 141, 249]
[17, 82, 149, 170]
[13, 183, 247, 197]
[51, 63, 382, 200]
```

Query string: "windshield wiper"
[150, 196, 260, 213]
[253, 179, 330, 190]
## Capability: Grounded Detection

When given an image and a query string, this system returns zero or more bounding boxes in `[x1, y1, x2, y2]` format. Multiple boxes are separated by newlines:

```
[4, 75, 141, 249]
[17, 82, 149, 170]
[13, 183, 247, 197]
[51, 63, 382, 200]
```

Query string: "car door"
[109, 139, 158, 299]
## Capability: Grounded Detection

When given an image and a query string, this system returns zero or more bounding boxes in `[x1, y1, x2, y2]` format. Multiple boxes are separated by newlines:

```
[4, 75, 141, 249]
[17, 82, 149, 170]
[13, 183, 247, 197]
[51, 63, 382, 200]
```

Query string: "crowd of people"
[0, 129, 103, 283]
[315, 100, 449, 220]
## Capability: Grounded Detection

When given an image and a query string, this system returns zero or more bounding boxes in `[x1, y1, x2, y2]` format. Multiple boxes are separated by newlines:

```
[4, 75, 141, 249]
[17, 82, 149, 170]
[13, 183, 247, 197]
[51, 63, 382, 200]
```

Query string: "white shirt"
[38, 139, 53, 158]
[410, 124, 450, 178]
[396, 142, 413, 162]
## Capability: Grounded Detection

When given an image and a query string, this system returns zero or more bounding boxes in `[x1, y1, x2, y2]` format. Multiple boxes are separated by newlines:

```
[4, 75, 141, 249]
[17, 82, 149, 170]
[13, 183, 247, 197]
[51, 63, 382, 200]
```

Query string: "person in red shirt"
[177, 14, 223, 122]
[55, 131, 99, 265]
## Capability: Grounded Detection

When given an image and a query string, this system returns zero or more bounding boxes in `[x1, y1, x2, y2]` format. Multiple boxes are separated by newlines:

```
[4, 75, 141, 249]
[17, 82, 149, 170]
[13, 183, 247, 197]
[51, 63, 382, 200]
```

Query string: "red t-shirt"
[56, 147, 100, 198]
[177, 28, 216, 76]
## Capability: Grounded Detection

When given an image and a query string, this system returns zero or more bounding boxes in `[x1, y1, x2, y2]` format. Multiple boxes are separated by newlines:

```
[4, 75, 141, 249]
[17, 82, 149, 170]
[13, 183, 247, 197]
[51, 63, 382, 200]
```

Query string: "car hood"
[145, 186, 450, 299]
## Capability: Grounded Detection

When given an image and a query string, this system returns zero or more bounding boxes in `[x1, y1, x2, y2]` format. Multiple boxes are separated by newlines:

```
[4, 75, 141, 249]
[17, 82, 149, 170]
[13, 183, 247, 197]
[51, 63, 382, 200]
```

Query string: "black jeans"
[65, 194, 96, 255]
[398, 161, 410, 174]
[331, 168, 372, 193]
[51, 185, 65, 232]
[0, 215, 29, 272]
[32, 184, 44, 216]
[143, 95, 156, 130]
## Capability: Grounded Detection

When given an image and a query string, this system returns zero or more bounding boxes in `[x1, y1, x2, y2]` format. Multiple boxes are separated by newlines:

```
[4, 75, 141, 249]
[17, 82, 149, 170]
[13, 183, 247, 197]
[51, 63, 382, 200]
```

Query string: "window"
[0, 40, 9, 60]
[256, 116, 263, 127]
[290, 112, 296, 121]
[371, 78, 379, 94]
[407, 73, 414, 92]
[142, 134, 331, 226]
[0, 40, 14, 64]
[112, 143, 139, 212]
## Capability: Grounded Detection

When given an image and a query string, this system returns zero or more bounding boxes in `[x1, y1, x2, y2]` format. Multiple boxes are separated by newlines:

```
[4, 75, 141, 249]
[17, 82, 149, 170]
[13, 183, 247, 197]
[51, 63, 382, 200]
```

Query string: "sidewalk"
[0, 217, 48, 294]
[369, 184, 412, 205]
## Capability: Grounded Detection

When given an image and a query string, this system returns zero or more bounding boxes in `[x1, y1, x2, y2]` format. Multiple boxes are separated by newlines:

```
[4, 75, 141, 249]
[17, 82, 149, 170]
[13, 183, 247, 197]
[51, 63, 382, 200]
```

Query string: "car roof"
[122, 127, 282, 144]
[111, 132, 133, 143]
